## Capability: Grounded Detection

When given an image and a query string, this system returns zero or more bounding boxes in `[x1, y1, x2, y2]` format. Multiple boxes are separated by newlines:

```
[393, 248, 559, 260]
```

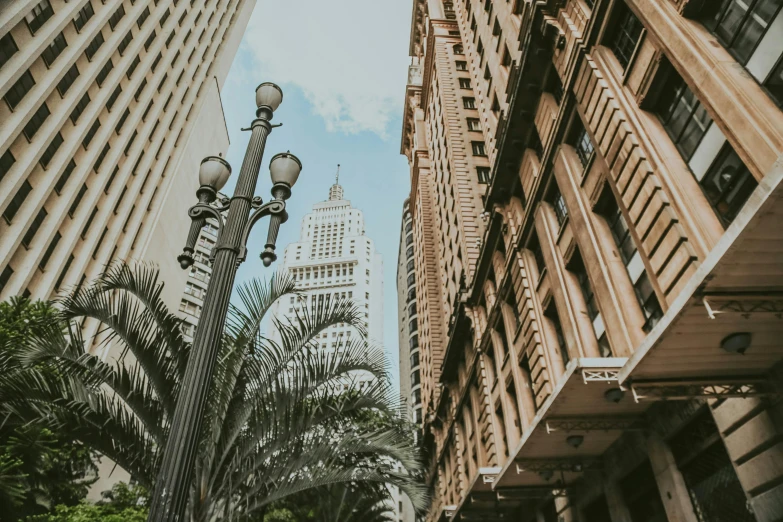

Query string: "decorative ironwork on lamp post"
[146, 82, 302, 522]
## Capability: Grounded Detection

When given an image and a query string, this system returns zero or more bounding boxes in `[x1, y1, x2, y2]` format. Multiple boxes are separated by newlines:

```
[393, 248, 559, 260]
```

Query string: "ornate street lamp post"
[147, 83, 301, 522]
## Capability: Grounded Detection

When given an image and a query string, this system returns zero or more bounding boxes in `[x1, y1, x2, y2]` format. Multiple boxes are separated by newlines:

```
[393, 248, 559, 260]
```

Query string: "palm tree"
[2, 264, 426, 520]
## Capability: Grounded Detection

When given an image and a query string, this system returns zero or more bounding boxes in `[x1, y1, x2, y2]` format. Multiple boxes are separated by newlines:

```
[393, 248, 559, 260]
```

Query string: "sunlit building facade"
[0, 0, 254, 313]
[401, 0, 783, 521]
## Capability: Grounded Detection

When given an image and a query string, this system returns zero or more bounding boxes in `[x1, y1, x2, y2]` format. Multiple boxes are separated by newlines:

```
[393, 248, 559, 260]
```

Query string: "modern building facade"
[396, 198, 420, 522]
[400, 1, 783, 521]
[0, 0, 254, 315]
[270, 175, 384, 371]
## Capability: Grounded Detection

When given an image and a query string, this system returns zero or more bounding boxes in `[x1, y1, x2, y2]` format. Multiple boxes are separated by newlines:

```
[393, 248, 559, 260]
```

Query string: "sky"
[219, 0, 414, 389]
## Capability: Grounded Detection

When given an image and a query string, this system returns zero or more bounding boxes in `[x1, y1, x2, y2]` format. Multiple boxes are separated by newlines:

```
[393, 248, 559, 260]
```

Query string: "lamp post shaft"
[147, 116, 273, 522]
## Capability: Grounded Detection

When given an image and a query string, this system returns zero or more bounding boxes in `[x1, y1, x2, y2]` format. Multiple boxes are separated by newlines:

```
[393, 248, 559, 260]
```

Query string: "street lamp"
[147, 82, 301, 522]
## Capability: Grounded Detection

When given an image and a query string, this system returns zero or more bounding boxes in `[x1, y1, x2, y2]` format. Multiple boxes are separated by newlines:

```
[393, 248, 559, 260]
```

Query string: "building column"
[646, 433, 699, 522]
[603, 479, 633, 522]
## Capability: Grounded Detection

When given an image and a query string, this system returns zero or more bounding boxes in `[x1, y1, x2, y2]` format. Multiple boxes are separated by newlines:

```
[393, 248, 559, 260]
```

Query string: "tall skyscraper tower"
[0, 0, 255, 309]
[400, 1, 783, 521]
[270, 168, 384, 362]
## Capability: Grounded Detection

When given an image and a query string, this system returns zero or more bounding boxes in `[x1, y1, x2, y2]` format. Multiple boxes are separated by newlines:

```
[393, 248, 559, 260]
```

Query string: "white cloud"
[242, 0, 412, 138]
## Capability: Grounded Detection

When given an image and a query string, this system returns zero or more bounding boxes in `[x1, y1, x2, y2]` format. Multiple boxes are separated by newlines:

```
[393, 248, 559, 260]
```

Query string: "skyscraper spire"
[329, 163, 344, 201]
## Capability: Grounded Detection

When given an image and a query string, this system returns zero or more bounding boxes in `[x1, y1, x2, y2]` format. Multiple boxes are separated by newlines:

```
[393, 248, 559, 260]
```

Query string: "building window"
[701, 144, 758, 226]
[107, 85, 122, 111]
[92, 228, 107, 259]
[108, 4, 126, 30]
[25, 0, 54, 35]
[476, 166, 490, 184]
[85, 31, 104, 61]
[56, 64, 79, 96]
[4, 70, 35, 110]
[463, 97, 476, 109]
[69, 184, 88, 217]
[144, 30, 156, 50]
[70, 93, 90, 124]
[55, 255, 74, 290]
[23, 103, 50, 141]
[40, 132, 63, 168]
[634, 272, 663, 332]
[545, 302, 570, 365]
[548, 185, 568, 227]
[41, 32, 67, 67]
[596, 184, 637, 264]
[456, 60, 468, 71]
[459, 77, 471, 89]
[0, 150, 15, 184]
[83, 118, 100, 148]
[96, 59, 113, 86]
[54, 160, 75, 194]
[471, 141, 487, 156]
[3, 180, 32, 223]
[72, 1, 94, 32]
[766, 56, 783, 107]
[701, 0, 782, 65]
[0, 33, 18, 69]
[569, 119, 595, 168]
[655, 66, 713, 161]
[81, 207, 98, 238]
[568, 250, 599, 321]
[467, 118, 481, 131]
[118, 31, 133, 55]
[607, 0, 644, 70]
[0, 265, 13, 293]
[137, 6, 151, 28]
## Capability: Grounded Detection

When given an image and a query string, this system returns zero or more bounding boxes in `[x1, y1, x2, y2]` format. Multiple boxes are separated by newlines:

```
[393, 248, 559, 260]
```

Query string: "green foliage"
[3, 264, 427, 521]
[25, 482, 148, 522]
[0, 298, 97, 520]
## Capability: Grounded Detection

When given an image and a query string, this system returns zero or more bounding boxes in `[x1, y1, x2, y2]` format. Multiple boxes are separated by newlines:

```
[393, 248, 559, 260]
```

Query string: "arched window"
[453, 44, 464, 55]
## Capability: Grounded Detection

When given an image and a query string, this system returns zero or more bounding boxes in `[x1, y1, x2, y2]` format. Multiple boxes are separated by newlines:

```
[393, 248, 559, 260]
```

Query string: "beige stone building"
[400, 0, 783, 521]
[0, 0, 254, 314]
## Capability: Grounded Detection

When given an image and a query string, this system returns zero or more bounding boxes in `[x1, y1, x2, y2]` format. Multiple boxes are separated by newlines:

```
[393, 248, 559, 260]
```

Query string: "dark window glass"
[82, 207, 98, 238]
[545, 64, 564, 104]
[114, 186, 127, 214]
[85, 31, 104, 61]
[622, 461, 667, 522]
[134, 78, 147, 100]
[22, 207, 47, 248]
[56, 64, 79, 96]
[96, 59, 113, 86]
[764, 55, 783, 107]
[160, 8, 170, 25]
[548, 185, 568, 227]
[453, 44, 464, 54]
[106, 85, 122, 111]
[108, 4, 125, 30]
[40, 132, 63, 168]
[40, 232, 60, 270]
[93, 228, 108, 259]
[4, 70, 35, 110]
[701, 0, 782, 65]
[166, 30, 175, 47]
[25, 0, 54, 35]
[55, 254, 74, 290]
[127, 55, 141, 78]
[54, 160, 76, 194]
[459, 77, 471, 89]
[23, 103, 50, 140]
[73, 1, 94, 32]
[70, 93, 90, 124]
[118, 31, 133, 55]
[151, 52, 162, 71]
[545, 302, 570, 365]
[568, 250, 599, 321]
[608, 0, 644, 70]
[0, 266, 13, 293]
[105, 167, 118, 193]
[94, 143, 109, 172]
[41, 32, 67, 67]
[69, 184, 88, 217]
[83, 118, 100, 148]
[701, 144, 758, 227]
[115, 108, 130, 133]
[570, 119, 595, 168]
[476, 166, 490, 183]
[463, 97, 476, 109]
[596, 184, 637, 264]
[467, 117, 481, 131]
[0, 33, 18, 69]
[144, 30, 156, 50]
[137, 7, 151, 28]
[0, 150, 15, 184]
[3, 180, 32, 222]
[472, 141, 487, 156]
[634, 272, 663, 332]
[656, 67, 713, 161]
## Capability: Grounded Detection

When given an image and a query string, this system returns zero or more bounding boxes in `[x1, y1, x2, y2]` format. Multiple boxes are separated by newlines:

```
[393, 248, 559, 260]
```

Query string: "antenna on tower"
[335, 164, 341, 185]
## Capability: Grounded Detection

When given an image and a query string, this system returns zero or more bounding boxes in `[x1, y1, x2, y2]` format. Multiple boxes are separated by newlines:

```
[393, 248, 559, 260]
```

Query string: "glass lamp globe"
[199, 156, 232, 191]
[269, 152, 302, 188]
[255, 82, 283, 112]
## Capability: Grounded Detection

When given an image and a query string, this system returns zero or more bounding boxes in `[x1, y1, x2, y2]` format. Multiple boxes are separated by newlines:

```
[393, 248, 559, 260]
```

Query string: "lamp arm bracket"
[188, 203, 226, 262]
[238, 199, 287, 263]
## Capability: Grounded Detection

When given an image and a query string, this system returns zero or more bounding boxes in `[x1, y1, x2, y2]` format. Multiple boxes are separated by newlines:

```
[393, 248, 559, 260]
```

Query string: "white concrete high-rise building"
[0, 0, 255, 314]
[270, 169, 383, 360]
